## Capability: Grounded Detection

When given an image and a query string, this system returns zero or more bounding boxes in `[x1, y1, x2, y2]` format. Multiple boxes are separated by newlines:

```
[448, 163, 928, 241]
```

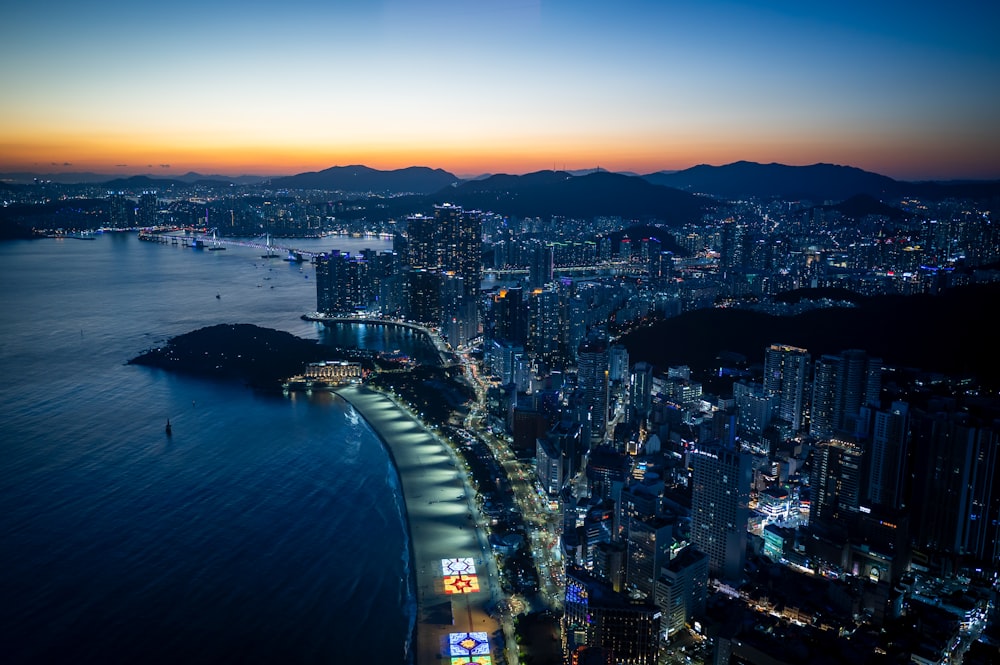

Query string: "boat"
[165, 419, 172, 436]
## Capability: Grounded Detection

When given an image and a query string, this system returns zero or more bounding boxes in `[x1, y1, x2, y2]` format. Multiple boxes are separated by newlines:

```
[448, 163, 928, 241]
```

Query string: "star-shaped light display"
[443, 574, 481, 594]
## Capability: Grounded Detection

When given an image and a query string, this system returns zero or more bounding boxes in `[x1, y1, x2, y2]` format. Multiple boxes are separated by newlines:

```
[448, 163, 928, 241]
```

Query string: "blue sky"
[2, 0, 997, 179]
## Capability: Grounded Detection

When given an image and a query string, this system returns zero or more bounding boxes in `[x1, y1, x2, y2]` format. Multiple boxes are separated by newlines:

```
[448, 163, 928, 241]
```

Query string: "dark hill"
[129, 323, 331, 387]
[642, 161, 1000, 204]
[270, 165, 459, 194]
[642, 161, 900, 202]
[622, 282, 1000, 388]
[433, 170, 708, 224]
[102, 175, 191, 189]
[817, 193, 907, 221]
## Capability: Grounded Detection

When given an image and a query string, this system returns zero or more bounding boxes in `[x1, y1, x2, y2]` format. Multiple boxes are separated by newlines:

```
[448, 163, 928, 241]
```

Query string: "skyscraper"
[690, 443, 752, 580]
[527, 240, 554, 289]
[655, 545, 709, 641]
[137, 191, 158, 228]
[315, 250, 370, 314]
[763, 343, 810, 433]
[403, 203, 482, 334]
[578, 333, 611, 443]
[810, 438, 864, 527]
[108, 192, 132, 229]
[565, 567, 661, 665]
[909, 410, 1000, 567]
[629, 361, 654, 425]
[864, 400, 909, 510]
[810, 349, 881, 439]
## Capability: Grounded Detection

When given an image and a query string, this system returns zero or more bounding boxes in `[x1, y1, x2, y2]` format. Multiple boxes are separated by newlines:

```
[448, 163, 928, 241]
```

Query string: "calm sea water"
[0, 232, 421, 664]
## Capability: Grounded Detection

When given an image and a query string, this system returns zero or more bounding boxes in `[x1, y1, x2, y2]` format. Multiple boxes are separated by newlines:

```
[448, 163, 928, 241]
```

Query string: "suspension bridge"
[137, 230, 316, 262]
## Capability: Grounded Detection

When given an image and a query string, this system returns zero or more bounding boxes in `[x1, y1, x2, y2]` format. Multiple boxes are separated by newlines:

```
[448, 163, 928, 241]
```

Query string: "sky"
[2, 0, 998, 181]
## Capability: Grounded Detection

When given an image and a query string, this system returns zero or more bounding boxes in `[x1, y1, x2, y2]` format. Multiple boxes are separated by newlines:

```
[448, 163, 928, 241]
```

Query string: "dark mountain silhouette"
[101, 175, 190, 189]
[428, 170, 709, 224]
[0, 171, 123, 185]
[642, 161, 900, 202]
[816, 193, 908, 221]
[270, 165, 459, 194]
[621, 282, 1000, 388]
[642, 161, 1000, 204]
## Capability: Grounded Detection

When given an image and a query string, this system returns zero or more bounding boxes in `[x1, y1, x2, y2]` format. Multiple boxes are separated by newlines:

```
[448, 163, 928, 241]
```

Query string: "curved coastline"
[334, 385, 503, 665]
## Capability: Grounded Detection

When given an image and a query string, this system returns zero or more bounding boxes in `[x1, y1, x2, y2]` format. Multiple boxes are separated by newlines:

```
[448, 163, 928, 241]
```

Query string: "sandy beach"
[334, 385, 504, 665]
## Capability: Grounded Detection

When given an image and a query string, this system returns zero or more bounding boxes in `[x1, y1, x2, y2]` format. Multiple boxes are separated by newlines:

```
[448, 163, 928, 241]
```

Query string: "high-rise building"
[624, 515, 674, 600]
[629, 362, 654, 425]
[107, 192, 132, 229]
[864, 401, 910, 510]
[406, 269, 442, 324]
[810, 349, 881, 438]
[137, 191, 158, 228]
[655, 545, 709, 641]
[315, 250, 370, 314]
[404, 203, 482, 327]
[810, 438, 864, 527]
[488, 286, 527, 346]
[733, 381, 776, 447]
[690, 443, 752, 580]
[763, 343, 810, 432]
[528, 285, 563, 366]
[527, 240, 554, 289]
[433, 203, 481, 300]
[586, 446, 629, 502]
[578, 333, 611, 442]
[565, 567, 661, 665]
[910, 410, 1000, 567]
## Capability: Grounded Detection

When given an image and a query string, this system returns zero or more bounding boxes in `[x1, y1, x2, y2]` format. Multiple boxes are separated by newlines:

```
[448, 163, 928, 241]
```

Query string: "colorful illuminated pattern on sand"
[441, 557, 476, 576]
[443, 574, 481, 594]
[450, 657, 492, 665]
[448, 632, 490, 657]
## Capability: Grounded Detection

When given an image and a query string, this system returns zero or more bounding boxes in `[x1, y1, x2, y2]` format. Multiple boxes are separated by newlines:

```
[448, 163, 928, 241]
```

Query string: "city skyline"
[3, 1, 999, 181]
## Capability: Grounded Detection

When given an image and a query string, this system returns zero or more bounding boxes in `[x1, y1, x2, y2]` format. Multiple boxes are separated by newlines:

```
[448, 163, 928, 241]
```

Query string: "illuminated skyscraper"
[528, 285, 562, 365]
[137, 191, 158, 228]
[810, 438, 864, 526]
[108, 192, 132, 229]
[404, 204, 481, 334]
[565, 567, 661, 665]
[810, 349, 881, 438]
[629, 362, 654, 425]
[690, 443, 751, 580]
[527, 240, 554, 289]
[910, 410, 1000, 566]
[864, 401, 909, 510]
[578, 333, 611, 442]
[763, 343, 810, 433]
[655, 545, 708, 641]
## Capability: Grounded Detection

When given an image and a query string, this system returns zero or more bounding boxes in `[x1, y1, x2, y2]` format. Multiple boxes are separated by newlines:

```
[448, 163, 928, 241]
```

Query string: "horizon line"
[3, 160, 999, 184]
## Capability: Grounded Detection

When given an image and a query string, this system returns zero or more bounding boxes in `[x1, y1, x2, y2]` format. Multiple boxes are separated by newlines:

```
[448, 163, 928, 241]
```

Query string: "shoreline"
[334, 385, 504, 665]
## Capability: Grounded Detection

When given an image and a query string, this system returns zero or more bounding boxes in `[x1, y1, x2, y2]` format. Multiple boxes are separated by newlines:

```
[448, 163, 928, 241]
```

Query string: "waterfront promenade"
[334, 385, 504, 665]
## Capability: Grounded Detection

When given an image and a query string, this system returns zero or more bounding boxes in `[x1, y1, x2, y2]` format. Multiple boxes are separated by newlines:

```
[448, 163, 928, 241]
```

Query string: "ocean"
[0, 232, 424, 664]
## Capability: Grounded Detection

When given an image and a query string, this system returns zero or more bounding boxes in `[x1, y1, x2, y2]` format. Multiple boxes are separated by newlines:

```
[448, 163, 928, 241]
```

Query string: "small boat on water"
[165, 419, 172, 436]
